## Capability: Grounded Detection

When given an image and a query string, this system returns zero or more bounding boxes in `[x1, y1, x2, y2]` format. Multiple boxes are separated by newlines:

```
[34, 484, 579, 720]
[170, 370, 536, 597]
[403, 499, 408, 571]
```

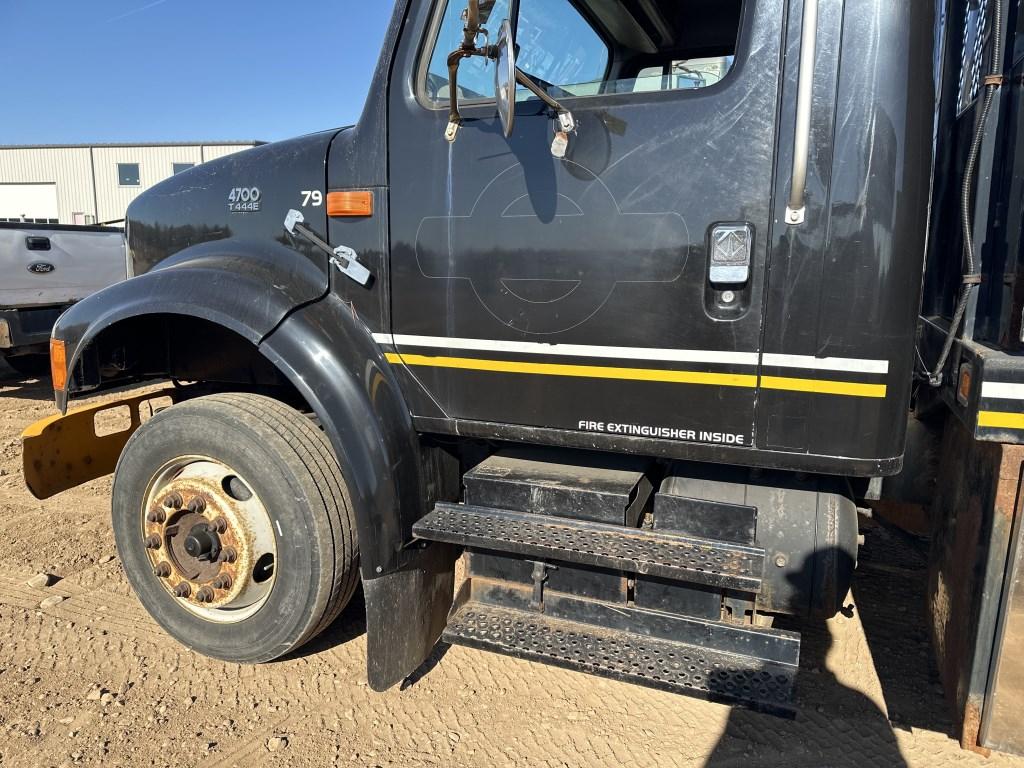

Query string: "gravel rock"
[39, 595, 65, 609]
[26, 573, 55, 588]
[267, 736, 288, 752]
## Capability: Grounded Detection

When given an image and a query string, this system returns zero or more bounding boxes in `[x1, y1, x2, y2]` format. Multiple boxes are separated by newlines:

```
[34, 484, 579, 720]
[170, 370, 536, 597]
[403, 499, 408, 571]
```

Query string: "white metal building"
[0, 142, 261, 225]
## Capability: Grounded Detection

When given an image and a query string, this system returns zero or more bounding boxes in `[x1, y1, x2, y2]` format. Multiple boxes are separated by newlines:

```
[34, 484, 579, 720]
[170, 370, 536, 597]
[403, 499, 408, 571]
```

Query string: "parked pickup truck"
[0, 222, 126, 376]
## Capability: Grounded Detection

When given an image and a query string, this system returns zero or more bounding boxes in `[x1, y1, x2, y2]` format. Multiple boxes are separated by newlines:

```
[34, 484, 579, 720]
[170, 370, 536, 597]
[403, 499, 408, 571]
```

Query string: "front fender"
[53, 237, 327, 407]
[259, 293, 457, 690]
[258, 292, 424, 577]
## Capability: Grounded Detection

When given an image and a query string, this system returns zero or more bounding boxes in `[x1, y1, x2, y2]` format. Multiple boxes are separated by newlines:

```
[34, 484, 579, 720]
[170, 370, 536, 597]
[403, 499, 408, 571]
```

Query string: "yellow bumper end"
[22, 389, 177, 500]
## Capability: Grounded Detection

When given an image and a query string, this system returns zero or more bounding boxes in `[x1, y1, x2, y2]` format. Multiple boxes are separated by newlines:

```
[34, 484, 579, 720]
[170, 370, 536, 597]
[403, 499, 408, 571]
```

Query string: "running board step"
[414, 503, 765, 592]
[443, 599, 798, 716]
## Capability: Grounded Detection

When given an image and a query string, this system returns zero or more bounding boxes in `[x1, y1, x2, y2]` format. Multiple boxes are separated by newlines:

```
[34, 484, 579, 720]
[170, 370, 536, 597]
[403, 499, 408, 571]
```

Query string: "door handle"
[26, 236, 51, 251]
[709, 223, 753, 286]
[785, 0, 819, 226]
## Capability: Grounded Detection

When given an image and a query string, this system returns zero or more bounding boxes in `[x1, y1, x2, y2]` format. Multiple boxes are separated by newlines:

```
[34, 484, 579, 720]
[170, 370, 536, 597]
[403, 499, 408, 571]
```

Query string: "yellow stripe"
[388, 353, 888, 399]
[978, 411, 1024, 430]
[761, 375, 887, 399]
[389, 353, 757, 388]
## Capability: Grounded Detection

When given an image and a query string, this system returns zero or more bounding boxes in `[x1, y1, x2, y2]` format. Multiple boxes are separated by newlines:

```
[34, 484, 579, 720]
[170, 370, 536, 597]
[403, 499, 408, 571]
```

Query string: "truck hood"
[126, 129, 344, 277]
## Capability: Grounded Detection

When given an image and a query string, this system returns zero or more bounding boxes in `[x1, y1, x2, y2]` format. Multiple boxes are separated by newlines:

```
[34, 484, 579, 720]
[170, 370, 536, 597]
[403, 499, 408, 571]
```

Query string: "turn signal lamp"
[50, 338, 67, 392]
[327, 191, 374, 217]
[957, 363, 972, 406]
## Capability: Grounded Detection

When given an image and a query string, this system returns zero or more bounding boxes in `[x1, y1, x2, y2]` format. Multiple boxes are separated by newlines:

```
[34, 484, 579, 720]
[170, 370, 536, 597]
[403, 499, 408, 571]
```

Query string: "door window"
[423, 0, 743, 105]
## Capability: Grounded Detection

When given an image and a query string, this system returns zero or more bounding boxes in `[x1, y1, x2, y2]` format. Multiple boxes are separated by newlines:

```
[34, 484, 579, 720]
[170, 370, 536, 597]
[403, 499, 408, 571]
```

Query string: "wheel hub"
[183, 522, 221, 562]
[141, 459, 276, 622]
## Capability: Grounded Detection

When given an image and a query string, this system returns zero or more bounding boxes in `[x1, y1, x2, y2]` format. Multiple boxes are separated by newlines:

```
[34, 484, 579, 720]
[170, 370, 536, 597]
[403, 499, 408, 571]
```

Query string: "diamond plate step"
[414, 503, 765, 592]
[443, 600, 797, 716]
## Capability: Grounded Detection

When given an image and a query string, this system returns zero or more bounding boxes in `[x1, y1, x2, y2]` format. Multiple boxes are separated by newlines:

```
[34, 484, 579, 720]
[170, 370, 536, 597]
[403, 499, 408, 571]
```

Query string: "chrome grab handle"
[785, 0, 819, 226]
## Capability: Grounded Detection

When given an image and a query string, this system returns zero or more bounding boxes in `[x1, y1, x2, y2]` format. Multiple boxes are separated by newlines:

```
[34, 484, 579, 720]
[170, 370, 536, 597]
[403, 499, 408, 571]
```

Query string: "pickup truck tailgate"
[0, 225, 127, 309]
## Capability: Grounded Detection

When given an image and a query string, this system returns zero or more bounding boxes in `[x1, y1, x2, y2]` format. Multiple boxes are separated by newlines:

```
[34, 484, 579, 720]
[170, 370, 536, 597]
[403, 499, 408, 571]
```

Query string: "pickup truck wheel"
[112, 393, 359, 663]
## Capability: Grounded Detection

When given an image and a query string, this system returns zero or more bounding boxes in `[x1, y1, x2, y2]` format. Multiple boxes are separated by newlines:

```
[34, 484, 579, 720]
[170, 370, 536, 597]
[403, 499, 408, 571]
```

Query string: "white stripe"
[383, 334, 760, 366]
[374, 334, 890, 375]
[761, 353, 889, 375]
[982, 382, 1024, 400]
[380, 335, 892, 374]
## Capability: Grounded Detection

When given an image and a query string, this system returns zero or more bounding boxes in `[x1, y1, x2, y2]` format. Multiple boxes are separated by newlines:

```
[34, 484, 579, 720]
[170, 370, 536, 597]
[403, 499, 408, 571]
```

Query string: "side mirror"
[495, 19, 516, 139]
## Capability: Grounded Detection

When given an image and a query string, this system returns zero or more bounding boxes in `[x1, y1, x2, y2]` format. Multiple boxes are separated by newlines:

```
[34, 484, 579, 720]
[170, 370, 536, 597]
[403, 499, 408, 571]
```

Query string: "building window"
[117, 163, 140, 186]
[173, 162, 195, 174]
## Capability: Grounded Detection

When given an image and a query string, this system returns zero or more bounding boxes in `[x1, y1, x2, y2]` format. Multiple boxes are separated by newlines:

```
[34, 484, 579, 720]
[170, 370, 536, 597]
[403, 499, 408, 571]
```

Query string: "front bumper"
[22, 387, 177, 499]
[0, 305, 70, 353]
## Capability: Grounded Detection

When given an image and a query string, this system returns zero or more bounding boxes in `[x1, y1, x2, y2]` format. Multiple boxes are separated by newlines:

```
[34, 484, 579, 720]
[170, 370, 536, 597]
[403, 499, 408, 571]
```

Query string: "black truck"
[21, 0, 1024, 752]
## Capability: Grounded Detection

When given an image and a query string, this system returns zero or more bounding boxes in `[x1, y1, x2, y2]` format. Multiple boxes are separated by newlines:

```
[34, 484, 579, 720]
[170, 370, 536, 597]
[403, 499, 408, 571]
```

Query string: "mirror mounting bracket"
[444, 0, 576, 152]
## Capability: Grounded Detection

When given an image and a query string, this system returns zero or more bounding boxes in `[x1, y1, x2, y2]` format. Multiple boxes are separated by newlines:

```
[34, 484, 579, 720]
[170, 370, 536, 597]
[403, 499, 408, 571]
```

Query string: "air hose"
[928, 0, 1004, 386]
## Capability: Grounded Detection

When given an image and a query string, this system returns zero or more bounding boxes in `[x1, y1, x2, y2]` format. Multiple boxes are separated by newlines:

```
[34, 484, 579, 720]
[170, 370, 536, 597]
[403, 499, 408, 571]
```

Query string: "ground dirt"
[1, 360, 1022, 768]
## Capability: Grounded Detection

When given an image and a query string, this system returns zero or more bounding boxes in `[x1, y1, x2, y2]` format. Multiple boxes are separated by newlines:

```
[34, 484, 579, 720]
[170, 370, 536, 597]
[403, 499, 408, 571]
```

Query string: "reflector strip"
[979, 411, 1024, 430]
[372, 333, 889, 374]
[377, 334, 757, 366]
[981, 382, 1024, 400]
[761, 353, 889, 375]
[760, 375, 887, 399]
[386, 353, 888, 399]
[386, 353, 758, 389]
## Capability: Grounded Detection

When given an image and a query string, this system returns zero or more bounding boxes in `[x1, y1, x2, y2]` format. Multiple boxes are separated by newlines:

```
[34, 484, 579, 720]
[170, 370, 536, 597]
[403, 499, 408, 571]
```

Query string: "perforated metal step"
[414, 503, 765, 592]
[443, 600, 797, 716]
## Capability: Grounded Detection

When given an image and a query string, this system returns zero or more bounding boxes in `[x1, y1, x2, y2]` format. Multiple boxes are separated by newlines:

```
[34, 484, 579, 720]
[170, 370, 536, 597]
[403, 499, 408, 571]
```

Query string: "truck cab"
[23, 0, 946, 720]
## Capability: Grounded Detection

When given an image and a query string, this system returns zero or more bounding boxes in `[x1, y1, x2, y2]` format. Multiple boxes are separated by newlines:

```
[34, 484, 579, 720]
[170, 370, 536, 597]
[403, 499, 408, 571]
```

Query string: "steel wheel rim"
[140, 455, 277, 624]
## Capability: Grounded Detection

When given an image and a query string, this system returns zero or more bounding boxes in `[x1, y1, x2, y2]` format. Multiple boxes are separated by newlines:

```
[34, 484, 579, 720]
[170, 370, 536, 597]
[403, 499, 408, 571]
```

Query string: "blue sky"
[0, 1, 396, 145]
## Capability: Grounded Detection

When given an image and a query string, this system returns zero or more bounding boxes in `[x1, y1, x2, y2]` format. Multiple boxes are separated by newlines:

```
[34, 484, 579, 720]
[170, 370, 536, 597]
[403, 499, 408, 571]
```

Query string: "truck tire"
[111, 393, 360, 663]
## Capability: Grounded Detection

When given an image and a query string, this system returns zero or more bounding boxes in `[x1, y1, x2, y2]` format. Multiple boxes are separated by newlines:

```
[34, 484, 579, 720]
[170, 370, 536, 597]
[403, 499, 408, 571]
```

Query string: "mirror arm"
[446, 46, 498, 142]
[514, 68, 568, 115]
[447, 50, 467, 128]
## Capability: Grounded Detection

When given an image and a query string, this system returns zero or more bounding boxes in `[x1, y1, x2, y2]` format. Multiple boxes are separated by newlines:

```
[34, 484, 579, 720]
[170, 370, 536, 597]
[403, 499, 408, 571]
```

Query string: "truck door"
[387, 0, 783, 448]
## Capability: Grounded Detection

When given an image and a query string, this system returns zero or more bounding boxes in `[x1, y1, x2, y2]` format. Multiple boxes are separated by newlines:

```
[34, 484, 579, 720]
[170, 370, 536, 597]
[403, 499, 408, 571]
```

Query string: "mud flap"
[363, 542, 459, 691]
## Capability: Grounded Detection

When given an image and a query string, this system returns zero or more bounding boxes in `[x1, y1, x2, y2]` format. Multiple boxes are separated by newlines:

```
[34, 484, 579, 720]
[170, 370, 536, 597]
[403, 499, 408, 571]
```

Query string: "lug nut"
[153, 562, 172, 578]
[173, 582, 191, 598]
[195, 586, 215, 603]
[146, 509, 166, 524]
[219, 547, 237, 564]
[144, 535, 162, 550]
[211, 516, 228, 534]
[163, 492, 183, 510]
[188, 497, 207, 514]
[212, 574, 233, 590]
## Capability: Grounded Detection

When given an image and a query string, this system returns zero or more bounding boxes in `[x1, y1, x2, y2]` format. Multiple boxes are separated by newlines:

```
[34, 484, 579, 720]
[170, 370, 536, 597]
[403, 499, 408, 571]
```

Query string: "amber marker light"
[957, 363, 972, 406]
[327, 191, 374, 217]
[50, 338, 67, 392]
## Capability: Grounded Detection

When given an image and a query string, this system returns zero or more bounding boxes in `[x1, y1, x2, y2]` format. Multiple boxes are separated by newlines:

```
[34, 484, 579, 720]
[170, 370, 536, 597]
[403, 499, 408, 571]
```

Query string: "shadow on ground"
[0, 358, 54, 401]
[705, 518, 948, 767]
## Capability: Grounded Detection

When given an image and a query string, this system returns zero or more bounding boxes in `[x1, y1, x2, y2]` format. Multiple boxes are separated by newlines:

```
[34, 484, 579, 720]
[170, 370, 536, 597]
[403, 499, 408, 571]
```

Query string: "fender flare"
[54, 237, 328, 409]
[246, 294, 454, 691]
[258, 292, 430, 578]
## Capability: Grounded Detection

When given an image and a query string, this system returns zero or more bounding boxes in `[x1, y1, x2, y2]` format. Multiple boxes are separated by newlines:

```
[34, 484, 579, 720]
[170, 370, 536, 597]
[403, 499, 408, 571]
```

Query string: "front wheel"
[112, 393, 359, 663]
